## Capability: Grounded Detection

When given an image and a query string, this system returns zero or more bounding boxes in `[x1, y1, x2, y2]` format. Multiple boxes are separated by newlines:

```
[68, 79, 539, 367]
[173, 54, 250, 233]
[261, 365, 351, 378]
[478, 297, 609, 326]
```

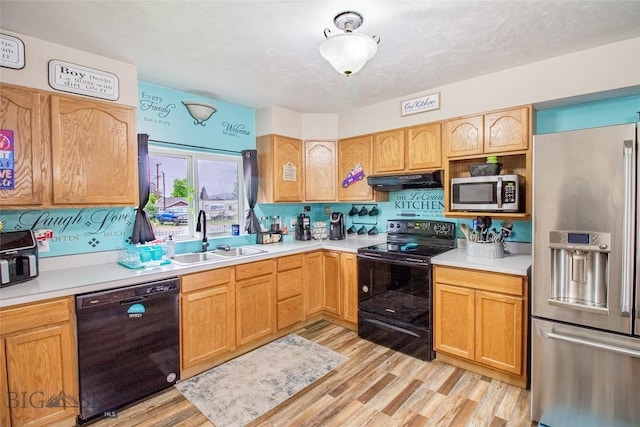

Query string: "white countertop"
[431, 248, 531, 276]
[0, 235, 386, 308]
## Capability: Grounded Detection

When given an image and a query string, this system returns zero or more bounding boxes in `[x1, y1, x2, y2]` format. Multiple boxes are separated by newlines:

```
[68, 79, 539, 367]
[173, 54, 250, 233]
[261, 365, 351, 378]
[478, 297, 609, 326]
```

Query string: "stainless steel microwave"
[451, 174, 524, 212]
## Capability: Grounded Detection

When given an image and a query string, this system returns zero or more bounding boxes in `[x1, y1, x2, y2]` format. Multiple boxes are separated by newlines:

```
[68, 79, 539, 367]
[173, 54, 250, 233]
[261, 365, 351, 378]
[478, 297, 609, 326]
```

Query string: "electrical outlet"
[304, 205, 311, 212]
[324, 206, 332, 215]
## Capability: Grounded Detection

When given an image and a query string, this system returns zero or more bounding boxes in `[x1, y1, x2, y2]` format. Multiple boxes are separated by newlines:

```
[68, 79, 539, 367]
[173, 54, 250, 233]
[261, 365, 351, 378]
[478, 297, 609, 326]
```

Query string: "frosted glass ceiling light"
[320, 11, 380, 76]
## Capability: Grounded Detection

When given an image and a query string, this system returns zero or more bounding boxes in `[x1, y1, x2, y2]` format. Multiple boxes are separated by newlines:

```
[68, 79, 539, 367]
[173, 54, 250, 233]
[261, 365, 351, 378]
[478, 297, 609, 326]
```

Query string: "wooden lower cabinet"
[0, 297, 78, 427]
[303, 251, 324, 317]
[180, 268, 236, 372]
[341, 253, 358, 324]
[236, 260, 276, 346]
[276, 255, 304, 330]
[322, 251, 342, 316]
[433, 265, 528, 387]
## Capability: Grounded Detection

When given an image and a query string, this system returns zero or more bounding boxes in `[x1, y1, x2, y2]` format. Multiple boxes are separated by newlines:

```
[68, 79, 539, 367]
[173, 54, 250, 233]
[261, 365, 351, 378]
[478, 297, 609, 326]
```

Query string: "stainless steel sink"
[171, 252, 225, 265]
[209, 247, 267, 257]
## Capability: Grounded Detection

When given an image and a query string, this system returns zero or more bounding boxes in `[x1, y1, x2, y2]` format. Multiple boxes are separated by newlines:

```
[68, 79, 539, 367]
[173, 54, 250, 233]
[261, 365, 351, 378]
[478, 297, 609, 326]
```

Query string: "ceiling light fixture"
[319, 11, 380, 77]
[182, 101, 217, 126]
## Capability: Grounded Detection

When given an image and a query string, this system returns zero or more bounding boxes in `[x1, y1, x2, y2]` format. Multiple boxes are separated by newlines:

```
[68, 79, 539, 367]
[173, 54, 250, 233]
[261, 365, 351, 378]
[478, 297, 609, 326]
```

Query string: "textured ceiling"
[1, 1, 639, 113]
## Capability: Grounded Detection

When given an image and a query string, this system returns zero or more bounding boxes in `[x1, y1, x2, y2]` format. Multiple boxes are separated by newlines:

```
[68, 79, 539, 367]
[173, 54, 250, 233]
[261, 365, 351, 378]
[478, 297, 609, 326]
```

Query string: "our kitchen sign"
[401, 92, 440, 116]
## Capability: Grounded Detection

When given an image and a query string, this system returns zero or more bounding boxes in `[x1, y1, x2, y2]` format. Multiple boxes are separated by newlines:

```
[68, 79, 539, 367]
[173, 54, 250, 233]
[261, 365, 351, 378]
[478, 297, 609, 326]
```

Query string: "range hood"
[367, 170, 443, 191]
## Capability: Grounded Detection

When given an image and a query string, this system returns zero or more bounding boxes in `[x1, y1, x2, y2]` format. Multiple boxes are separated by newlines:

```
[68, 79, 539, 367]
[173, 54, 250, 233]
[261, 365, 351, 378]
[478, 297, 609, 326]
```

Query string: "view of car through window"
[145, 149, 243, 240]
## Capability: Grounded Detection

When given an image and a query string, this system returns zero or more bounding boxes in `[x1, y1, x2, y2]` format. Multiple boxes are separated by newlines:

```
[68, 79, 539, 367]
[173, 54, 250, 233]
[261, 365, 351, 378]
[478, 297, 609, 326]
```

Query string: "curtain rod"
[148, 138, 243, 155]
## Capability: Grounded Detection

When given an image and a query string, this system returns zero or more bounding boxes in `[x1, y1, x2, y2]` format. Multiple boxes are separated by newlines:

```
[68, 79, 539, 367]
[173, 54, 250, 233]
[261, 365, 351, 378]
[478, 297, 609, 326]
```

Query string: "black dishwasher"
[76, 277, 180, 422]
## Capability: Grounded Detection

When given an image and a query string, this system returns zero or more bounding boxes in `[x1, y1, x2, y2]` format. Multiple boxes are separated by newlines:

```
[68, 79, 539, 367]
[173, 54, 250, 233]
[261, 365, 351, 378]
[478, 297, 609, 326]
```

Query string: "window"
[145, 146, 244, 240]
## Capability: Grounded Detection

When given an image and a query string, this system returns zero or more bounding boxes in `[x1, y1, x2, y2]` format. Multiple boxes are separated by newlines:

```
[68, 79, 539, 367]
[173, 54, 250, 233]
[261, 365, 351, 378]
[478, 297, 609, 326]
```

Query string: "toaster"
[0, 230, 39, 287]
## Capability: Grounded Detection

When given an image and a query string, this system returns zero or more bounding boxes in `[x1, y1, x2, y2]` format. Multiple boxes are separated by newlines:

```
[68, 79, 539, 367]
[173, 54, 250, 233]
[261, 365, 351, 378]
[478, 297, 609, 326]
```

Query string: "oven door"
[357, 253, 434, 360]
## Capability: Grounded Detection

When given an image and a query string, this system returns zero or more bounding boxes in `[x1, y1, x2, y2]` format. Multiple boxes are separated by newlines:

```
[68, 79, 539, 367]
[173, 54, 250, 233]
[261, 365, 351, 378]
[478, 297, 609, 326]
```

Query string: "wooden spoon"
[460, 223, 472, 240]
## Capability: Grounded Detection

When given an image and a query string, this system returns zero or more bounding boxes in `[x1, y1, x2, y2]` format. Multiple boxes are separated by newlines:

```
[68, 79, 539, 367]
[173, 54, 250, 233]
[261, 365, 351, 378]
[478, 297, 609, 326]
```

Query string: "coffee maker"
[295, 213, 311, 241]
[329, 212, 346, 240]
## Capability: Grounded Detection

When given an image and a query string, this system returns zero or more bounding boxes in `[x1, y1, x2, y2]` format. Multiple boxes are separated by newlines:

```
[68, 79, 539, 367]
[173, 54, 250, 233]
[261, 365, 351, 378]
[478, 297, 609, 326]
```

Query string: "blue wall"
[536, 95, 639, 134]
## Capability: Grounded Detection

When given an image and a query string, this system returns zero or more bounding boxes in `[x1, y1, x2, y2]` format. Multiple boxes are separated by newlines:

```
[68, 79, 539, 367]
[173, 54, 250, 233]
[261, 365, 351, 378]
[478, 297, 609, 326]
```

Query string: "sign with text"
[0, 129, 15, 189]
[390, 189, 445, 218]
[48, 60, 120, 101]
[401, 92, 440, 116]
[0, 33, 25, 69]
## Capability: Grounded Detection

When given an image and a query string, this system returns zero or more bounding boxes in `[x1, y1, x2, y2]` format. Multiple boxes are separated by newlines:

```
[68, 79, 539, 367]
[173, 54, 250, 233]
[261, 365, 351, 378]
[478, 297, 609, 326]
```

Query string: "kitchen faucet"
[196, 210, 208, 252]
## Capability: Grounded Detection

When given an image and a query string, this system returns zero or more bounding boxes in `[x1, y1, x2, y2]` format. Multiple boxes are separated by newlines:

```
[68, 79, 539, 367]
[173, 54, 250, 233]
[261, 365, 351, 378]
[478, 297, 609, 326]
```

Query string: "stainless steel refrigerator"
[532, 122, 639, 427]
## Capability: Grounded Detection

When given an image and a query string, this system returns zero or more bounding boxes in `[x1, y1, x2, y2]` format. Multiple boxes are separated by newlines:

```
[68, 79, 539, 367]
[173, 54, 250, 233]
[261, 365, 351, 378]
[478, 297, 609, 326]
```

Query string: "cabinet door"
[373, 129, 405, 173]
[181, 283, 236, 370]
[483, 107, 529, 154]
[475, 291, 523, 374]
[236, 274, 276, 346]
[0, 85, 44, 207]
[444, 115, 484, 158]
[5, 325, 78, 427]
[434, 283, 475, 360]
[0, 339, 9, 427]
[341, 253, 358, 324]
[50, 95, 137, 205]
[406, 123, 442, 170]
[273, 135, 303, 202]
[304, 140, 337, 201]
[304, 251, 324, 317]
[323, 252, 342, 315]
[338, 135, 374, 201]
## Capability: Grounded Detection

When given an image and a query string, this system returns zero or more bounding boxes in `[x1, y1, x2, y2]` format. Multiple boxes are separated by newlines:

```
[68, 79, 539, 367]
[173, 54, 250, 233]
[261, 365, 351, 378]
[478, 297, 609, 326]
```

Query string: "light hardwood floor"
[89, 321, 535, 427]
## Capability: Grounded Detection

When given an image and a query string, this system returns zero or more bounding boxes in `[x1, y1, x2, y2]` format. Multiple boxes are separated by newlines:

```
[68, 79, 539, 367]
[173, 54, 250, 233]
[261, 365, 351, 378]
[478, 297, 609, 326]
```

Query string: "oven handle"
[357, 253, 431, 268]
[362, 318, 421, 337]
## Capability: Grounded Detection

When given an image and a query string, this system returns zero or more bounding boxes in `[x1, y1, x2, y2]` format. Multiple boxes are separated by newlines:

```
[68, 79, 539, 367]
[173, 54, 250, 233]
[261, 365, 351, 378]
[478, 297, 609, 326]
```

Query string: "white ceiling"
[1, 1, 639, 113]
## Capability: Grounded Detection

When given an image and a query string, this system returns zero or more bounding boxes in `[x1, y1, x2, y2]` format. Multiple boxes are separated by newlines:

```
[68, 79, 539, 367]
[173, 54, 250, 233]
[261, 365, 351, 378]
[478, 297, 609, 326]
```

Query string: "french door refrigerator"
[531, 122, 639, 427]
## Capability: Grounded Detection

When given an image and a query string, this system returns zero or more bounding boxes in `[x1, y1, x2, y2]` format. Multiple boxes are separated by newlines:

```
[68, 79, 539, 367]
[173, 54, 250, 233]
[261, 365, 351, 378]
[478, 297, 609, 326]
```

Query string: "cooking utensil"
[460, 223, 472, 240]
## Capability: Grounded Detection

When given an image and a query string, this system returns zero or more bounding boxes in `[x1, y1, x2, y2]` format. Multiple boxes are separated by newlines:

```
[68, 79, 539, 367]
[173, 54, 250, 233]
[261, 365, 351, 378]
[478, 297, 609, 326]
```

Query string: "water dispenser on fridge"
[548, 230, 610, 313]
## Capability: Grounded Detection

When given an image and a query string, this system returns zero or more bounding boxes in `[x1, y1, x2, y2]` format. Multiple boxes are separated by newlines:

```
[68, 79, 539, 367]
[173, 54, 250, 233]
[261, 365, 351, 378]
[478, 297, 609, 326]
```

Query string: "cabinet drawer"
[182, 267, 232, 293]
[236, 259, 274, 281]
[434, 266, 524, 296]
[0, 297, 71, 335]
[277, 269, 303, 301]
[278, 254, 303, 272]
[277, 296, 304, 329]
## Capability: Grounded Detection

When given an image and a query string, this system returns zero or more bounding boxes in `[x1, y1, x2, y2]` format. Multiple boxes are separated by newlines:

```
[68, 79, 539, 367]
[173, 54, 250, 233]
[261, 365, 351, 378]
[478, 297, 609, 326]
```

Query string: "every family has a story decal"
[0, 207, 136, 257]
[137, 81, 255, 151]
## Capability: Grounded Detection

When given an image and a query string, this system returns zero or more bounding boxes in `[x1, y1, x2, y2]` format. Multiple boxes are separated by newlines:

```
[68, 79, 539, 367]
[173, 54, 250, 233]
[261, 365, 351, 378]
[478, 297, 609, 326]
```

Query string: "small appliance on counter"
[295, 213, 311, 241]
[329, 212, 346, 240]
[0, 230, 39, 287]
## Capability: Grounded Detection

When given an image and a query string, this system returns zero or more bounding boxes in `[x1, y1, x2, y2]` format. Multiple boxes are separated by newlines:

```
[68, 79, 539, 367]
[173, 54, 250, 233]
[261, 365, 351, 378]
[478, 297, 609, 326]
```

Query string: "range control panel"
[386, 219, 456, 238]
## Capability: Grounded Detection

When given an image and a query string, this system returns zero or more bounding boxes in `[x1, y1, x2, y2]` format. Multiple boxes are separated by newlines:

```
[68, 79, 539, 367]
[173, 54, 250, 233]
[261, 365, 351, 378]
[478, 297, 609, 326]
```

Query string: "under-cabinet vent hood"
[367, 170, 443, 191]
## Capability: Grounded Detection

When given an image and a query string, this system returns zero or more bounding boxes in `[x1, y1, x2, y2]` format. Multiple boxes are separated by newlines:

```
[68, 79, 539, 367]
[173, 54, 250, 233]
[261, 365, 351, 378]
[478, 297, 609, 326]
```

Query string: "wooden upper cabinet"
[373, 129, 405, 173]
[406, 123, 442, 170]
[444, 114, 484, 158]
[483, 107, 529, 153]
[257, 134, 303, 202]
[338, 135, 374, 201]
[445, 106, 530, 158]
[304, 140, 337, 201]
[50, 95, 137, 205]
[0, 85, 44, 207]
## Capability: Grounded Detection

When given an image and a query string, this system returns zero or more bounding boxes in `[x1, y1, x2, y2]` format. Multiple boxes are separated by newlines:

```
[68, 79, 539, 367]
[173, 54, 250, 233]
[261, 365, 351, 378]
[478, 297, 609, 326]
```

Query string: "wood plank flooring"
[88, 321, 535, 427]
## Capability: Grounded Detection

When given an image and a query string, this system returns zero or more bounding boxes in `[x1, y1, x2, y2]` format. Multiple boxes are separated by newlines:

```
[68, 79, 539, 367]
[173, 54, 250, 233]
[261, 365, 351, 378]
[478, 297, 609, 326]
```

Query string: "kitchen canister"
[465, 241, 505, 259]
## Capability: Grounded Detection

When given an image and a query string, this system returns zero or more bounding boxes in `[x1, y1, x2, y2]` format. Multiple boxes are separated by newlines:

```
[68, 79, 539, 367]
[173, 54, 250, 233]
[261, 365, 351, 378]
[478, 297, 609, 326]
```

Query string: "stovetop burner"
[357, 219, 456, 262]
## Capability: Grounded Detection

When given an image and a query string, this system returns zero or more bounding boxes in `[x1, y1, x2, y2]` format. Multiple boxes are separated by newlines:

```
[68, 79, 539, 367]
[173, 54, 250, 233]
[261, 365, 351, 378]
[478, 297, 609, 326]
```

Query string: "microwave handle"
[496, 177, 503, 209]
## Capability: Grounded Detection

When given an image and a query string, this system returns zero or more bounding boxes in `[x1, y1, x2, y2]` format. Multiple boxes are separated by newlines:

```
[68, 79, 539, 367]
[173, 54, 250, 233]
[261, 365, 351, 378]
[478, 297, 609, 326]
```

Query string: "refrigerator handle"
[621, 140, 636, 317]
[539, 326, 640, 358]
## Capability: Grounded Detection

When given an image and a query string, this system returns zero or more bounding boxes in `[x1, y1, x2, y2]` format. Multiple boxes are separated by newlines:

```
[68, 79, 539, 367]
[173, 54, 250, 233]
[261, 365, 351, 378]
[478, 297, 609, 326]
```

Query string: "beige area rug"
[175, 333, 347, 427]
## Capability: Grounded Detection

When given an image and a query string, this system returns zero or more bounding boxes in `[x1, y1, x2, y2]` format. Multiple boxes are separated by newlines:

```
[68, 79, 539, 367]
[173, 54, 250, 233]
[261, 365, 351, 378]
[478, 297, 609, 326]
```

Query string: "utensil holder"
[465, 241, 504, 259]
